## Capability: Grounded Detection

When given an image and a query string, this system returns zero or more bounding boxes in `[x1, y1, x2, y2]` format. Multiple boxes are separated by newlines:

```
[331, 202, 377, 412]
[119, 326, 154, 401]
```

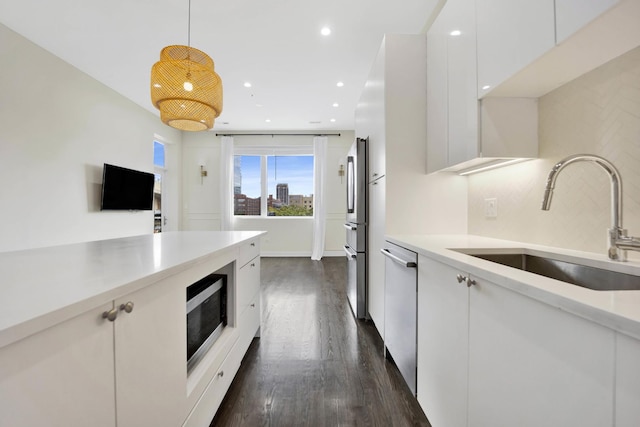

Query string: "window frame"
[233, 145, 314, 219]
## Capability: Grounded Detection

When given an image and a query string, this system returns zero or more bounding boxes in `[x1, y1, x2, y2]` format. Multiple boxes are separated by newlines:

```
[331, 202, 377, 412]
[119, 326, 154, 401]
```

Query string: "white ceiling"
[0, 0, 440, 132]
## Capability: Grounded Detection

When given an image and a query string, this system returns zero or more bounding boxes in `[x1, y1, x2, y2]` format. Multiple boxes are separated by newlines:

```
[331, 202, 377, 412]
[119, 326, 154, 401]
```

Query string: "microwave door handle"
[381, 248, 417, 268]
[344, 223, 358, 231]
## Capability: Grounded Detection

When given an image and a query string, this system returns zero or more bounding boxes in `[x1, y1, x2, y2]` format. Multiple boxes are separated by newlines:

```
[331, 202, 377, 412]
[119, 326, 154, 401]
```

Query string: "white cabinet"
[183, 239, 261, 426]
[417, 254, 616, 427]
[476, 0, 556, 97]
[468, 275, 615, 427]
[114, 274, 187, 427]
[477, 0, 636, 98]
[0, 235, 263, 427]
[417, 256, 468, 427]
[555, 0, 620, 44]
[426, 0, 478, 173]
[0, 303, 116, 427]
[367, 176, 386, 333]
[0, 273, 187, 427]
[426, 0, 538, 173]
[615, 333, 640, 427]
[355, 34, 427, 332]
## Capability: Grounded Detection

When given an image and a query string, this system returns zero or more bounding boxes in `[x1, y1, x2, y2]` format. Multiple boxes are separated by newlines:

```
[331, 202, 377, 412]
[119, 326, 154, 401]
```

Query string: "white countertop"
[386, 234, 640, 340]
[0, 231, 265, 349]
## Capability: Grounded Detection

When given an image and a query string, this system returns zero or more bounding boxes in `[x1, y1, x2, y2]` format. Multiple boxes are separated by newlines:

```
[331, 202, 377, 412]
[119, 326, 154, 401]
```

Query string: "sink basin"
[456, 251, 640, 291]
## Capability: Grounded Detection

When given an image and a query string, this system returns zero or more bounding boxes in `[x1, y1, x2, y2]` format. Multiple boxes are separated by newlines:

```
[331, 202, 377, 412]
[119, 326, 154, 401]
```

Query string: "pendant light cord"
[187, 0, 191, 48]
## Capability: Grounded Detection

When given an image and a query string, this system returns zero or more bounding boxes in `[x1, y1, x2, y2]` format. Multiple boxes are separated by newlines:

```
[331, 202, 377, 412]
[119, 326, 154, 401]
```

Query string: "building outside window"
[234, 153, 314, 217]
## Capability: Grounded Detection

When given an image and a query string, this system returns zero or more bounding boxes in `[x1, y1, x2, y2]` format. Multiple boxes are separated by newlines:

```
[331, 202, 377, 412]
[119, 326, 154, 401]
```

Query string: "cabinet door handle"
[119, 301, 134, 313]
[456, 274, 467, 284]
[251, 263, 256, 267]
[250, 303, 256, 308]
[466, 277, 477, 287]
[250, 242, 256, 247]
[218, 371, 224, 378]
[102, 308, 118, 322]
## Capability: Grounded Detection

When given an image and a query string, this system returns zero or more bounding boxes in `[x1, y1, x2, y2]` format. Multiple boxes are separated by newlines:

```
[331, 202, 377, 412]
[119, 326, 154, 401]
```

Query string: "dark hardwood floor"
[211, 257, 431, 427]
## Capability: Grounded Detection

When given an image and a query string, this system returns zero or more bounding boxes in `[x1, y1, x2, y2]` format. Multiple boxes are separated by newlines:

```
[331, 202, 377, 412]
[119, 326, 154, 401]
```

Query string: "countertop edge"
[0, 231, 266, 349]
[386, 234, 640, 341]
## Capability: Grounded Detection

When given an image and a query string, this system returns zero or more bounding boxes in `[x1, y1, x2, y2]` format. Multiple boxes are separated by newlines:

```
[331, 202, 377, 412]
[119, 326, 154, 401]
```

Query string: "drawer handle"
[102, 308, 118, 322]
[218, 371, 224, 378]
[456, 274, 467, 283]
[251, 263, 256, 267]
[119, 301, 134, 313]
[250, 242, 256, 247]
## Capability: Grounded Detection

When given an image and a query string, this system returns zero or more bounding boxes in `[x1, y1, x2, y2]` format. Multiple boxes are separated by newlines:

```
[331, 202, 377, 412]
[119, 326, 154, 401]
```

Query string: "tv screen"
[101, 163, 154, 211]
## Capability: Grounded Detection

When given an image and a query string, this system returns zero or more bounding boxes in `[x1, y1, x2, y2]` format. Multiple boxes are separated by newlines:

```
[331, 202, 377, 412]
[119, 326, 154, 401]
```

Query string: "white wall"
[0, 23, 182, 252]
[468, 46, 640, 260]
[182, 132, 354, 256]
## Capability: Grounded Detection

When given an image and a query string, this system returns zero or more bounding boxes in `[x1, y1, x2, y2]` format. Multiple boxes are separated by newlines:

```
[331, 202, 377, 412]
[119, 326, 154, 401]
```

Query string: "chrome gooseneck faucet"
[541, 154, 640, 261]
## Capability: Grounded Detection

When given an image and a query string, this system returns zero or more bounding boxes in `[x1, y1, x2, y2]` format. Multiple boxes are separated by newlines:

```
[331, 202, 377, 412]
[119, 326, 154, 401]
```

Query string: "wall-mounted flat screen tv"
[101, 163, 154, 211]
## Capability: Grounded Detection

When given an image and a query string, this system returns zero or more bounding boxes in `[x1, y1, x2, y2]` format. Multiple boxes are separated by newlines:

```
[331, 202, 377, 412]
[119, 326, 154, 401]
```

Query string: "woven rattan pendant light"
[150, 0, 222, 131]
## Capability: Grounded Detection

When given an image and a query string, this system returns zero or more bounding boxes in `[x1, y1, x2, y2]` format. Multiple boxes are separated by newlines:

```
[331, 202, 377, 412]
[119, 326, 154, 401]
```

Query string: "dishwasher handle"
[381, 248, 417, 268]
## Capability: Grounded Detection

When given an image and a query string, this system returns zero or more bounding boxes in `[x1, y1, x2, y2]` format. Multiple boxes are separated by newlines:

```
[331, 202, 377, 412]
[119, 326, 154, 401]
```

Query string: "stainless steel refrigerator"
[344, 137, 368, 319]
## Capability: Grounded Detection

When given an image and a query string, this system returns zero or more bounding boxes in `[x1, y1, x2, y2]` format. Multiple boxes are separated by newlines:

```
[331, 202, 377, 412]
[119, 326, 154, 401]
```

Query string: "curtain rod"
[215, 133, 341, 137]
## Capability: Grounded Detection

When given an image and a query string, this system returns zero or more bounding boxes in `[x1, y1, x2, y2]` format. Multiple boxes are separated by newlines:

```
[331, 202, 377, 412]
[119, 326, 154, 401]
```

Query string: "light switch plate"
[485, 198, 498, 218]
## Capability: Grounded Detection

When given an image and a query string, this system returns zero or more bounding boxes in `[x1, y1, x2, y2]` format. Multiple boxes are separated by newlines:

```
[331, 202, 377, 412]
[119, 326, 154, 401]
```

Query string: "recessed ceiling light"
[330, 118, 336, 122]
[332, 103, 339, 107]
[450, 30, 461, 36]
[321, 27, 331, 36]
[265, 119, 271, 123]
[482, 85, 491, 90]
[243, 82, 252, 88]
[337, 81, 344, 87]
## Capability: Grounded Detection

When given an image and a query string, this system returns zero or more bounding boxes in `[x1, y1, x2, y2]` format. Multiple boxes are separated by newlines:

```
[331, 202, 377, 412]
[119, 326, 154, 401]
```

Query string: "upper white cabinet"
[555, 0, 620, 43]
[426, 0, 538, 174]
[426, 0, 479, 172]
[476, 0, 556, 98]
[479, 0, 638, 97]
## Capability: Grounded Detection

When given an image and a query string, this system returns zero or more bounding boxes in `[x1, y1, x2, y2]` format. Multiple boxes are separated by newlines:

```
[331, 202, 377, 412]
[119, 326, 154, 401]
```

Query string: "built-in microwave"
[186, 273, 227, 373]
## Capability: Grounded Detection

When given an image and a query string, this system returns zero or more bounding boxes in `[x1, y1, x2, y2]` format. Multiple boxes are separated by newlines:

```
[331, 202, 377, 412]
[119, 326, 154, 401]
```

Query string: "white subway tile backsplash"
[469, 46, 640, 260]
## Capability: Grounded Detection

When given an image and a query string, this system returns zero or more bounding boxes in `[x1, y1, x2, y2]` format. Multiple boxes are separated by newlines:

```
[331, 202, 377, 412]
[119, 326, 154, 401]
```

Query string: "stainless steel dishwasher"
[381, 241, 418, 396]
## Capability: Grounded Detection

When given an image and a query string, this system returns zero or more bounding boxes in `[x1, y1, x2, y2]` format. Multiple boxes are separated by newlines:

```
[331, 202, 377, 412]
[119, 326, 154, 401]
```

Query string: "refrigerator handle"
[344, 223, 358, 231]
[381, 249, 417, 268]
[344, 245, 357, 259]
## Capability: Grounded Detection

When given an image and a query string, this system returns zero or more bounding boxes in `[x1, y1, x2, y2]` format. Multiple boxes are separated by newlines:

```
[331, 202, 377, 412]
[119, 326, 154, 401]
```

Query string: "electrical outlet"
[485, 198, 498, 218]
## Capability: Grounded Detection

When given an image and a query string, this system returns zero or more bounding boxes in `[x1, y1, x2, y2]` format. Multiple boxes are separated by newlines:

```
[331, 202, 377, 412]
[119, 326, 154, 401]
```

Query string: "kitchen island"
[0, 231, 265, 427]
[387, 234, 640, 427]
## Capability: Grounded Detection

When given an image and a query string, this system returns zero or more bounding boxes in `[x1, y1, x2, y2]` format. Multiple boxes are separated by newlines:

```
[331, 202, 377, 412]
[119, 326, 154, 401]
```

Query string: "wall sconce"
[338, 160, 345, 183]
[200, 164, 208, 184]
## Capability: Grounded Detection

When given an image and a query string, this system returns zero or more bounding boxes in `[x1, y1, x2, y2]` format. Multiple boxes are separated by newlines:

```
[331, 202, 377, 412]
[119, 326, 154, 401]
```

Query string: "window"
[153, 141, 165, 232]
[234, 153, 314, 217]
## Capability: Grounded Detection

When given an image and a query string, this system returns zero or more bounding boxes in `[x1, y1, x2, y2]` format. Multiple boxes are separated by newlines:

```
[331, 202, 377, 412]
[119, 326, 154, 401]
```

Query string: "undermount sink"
[454, 250, 640, 291]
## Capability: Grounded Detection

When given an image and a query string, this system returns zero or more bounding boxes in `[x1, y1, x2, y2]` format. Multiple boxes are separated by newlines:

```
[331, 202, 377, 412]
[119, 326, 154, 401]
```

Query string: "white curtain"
[311, 136, 328, 260]
[219, 136, 234, 231]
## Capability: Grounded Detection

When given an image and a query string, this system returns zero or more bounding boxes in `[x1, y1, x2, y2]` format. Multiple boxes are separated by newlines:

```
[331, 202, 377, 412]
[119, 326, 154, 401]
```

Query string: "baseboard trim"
[261, 250, 345, 258]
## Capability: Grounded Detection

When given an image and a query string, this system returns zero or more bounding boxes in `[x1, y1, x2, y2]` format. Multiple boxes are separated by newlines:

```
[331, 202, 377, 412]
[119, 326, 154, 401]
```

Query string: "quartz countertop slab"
[386, 234, 640, 340]
[0, 231, 265, 348]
